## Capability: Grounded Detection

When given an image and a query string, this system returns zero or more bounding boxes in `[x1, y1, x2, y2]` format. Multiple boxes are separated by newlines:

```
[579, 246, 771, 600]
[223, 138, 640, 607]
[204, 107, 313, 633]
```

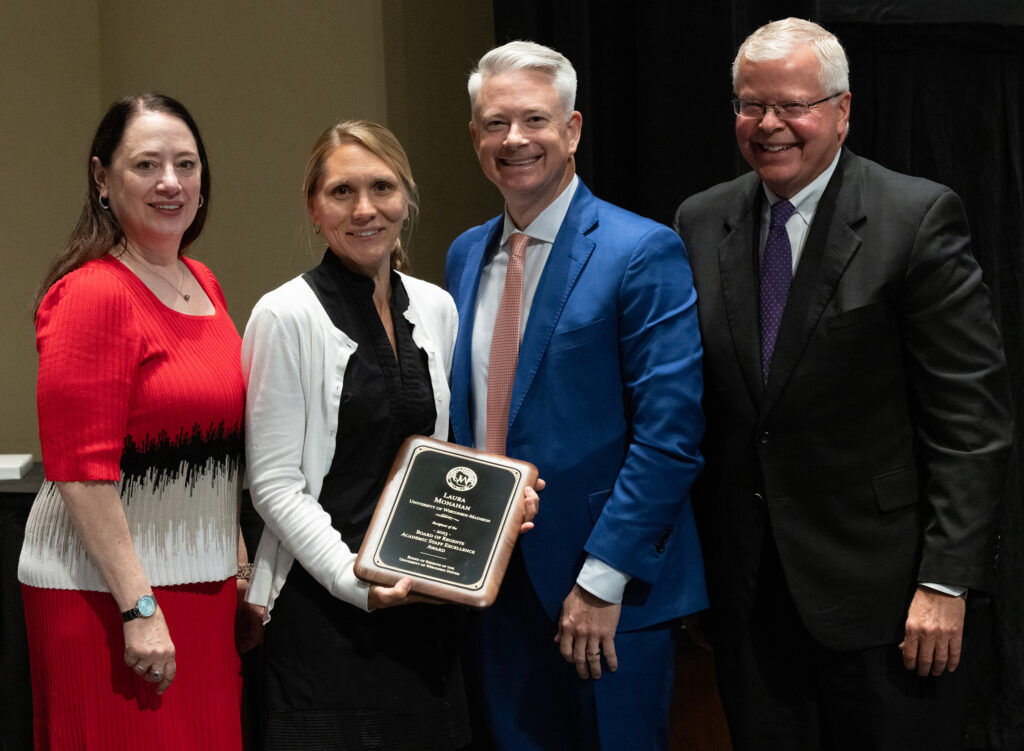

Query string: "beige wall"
[381, 0, 499, 285]
[0, 0, 495, 458]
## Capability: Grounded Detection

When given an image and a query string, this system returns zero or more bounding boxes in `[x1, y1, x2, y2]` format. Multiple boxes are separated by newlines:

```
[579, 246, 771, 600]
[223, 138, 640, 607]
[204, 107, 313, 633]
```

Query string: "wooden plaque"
[354, 436, 537, 608]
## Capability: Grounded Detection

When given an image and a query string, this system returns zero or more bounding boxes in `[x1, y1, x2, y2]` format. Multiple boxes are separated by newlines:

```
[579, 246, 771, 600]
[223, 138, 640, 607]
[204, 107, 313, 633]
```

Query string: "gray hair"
[468, 40, 577, 119]
[733, 18, 849, 96]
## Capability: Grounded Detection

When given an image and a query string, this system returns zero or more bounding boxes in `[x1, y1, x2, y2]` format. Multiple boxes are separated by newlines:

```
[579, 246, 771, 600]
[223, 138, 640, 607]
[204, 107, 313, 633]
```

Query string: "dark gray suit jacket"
[674, 148, 1013, 650]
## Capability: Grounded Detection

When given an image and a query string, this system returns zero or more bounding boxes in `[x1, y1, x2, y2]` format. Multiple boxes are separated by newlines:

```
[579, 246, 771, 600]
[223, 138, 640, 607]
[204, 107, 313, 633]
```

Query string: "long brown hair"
[33, 93, 211, 314]
[302, 120, 418, 272]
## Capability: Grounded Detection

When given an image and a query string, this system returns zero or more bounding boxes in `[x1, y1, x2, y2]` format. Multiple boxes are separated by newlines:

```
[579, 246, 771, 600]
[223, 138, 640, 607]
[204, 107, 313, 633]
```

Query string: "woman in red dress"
[19, 93, 247, 750]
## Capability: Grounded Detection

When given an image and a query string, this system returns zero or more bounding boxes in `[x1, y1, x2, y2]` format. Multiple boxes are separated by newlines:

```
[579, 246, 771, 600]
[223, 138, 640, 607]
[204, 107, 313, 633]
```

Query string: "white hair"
[468, 40, 577, 119]
[733, 18, 850, 96]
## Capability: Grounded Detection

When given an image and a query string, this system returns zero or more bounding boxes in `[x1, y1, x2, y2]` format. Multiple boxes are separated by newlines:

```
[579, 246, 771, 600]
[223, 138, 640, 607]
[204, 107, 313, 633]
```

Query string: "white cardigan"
[241, 272, 457, 618]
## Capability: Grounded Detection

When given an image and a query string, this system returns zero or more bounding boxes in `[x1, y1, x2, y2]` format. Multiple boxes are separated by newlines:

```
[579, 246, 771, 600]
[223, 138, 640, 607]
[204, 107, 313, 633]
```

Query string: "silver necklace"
[124, 252, 191, 302]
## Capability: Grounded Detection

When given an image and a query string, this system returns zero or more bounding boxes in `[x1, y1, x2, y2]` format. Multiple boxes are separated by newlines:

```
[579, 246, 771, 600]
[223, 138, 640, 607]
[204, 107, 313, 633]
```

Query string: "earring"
[313, 223, 321, 234]
[198, 195, 205, 209]
[99, 195, 110, 210]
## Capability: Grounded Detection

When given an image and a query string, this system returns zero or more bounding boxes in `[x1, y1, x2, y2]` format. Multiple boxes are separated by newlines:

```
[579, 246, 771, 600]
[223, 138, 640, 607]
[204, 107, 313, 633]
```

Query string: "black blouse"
[264, 252, 467, 751]
[303, 250, 437, 550]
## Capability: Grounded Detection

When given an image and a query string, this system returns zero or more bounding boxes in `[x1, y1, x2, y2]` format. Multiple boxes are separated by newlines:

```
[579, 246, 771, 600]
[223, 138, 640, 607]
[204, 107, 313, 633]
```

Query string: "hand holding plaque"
[354, 436, 539, 608]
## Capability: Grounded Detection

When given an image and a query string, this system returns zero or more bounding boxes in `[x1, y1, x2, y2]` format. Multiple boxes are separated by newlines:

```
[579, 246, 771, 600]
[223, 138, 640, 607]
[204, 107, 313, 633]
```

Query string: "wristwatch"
[120, 594, 157, 623]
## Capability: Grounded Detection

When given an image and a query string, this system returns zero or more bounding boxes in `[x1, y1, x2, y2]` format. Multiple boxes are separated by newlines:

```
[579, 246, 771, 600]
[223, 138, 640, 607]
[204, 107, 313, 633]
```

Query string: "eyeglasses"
[731, 93, 843, 121]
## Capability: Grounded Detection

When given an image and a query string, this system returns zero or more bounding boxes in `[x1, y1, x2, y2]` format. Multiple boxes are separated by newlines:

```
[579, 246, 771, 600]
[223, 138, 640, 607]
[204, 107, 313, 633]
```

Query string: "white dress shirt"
[469, 176, 577, 446]
[469, 175, 632, 604]
[759, 148, 841, 271]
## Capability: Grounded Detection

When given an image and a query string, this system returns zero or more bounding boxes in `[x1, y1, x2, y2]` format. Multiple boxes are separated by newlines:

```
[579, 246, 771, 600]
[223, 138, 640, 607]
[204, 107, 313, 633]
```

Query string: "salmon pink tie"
[486, 232, 530, 454]
[760, 199, 795, 381]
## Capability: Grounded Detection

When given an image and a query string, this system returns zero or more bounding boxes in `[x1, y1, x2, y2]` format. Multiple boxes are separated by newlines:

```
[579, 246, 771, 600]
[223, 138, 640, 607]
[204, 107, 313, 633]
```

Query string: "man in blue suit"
[446, 41, 707, 750]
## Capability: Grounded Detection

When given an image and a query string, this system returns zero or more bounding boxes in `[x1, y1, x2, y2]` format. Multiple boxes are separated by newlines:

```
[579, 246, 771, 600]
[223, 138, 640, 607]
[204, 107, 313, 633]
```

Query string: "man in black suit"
[674, 17, 1013, 750]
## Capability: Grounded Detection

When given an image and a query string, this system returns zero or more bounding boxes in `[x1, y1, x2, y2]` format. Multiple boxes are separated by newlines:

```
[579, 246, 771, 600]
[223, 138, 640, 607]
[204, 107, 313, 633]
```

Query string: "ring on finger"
[150, 670, 163, 680]
[133, 664, 146, 674]
[587, 651, 601, 658]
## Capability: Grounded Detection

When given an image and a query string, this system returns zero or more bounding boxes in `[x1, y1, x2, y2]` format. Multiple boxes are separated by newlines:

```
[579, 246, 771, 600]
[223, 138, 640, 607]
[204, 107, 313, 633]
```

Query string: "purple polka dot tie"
[760, 199, 795, 381]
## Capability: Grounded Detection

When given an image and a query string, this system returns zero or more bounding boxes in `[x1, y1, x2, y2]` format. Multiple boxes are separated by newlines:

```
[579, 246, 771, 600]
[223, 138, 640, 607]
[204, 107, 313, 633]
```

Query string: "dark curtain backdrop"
[490, 2, 1023, 748]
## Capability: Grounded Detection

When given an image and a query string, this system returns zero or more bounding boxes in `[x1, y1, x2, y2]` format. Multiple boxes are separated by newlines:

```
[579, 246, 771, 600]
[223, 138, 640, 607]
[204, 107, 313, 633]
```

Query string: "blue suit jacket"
[446, 180, 708, 631]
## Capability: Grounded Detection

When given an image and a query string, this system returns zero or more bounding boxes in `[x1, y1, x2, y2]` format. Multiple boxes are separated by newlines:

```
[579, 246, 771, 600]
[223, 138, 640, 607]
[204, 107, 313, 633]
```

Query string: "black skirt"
[262, 562, 470, 750]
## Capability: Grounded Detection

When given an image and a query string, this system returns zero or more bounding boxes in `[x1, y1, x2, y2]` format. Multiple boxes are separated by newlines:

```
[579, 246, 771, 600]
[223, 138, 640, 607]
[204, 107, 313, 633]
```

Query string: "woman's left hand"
[519, 478, 544, 533]
[234, 579, 265, 653]
[368, 577, 432, 610]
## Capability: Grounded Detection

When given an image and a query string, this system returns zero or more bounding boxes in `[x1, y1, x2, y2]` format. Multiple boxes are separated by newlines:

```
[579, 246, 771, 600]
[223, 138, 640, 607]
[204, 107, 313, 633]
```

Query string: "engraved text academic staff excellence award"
[354, 436, 538, 608]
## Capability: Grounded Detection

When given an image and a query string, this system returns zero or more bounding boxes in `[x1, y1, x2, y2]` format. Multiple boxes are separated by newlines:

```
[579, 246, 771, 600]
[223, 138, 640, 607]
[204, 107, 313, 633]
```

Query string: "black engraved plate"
[355, 436, 537, 608]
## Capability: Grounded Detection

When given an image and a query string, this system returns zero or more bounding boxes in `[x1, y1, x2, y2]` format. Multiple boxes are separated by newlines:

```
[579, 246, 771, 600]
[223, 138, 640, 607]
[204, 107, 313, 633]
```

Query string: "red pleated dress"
[19, 257, 245, 750]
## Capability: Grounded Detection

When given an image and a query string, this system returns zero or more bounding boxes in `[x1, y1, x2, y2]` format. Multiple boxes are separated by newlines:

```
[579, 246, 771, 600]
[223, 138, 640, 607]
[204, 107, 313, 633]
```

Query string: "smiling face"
[308, 142, 408, 279]
[92, 110, 202, 254]
[734, 47, 850, 198]
[470, 68, 582, 227]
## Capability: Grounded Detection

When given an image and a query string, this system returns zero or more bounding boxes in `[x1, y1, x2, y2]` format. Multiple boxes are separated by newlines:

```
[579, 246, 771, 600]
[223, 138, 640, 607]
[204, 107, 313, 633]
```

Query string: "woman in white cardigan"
[241, 120, 536, 750]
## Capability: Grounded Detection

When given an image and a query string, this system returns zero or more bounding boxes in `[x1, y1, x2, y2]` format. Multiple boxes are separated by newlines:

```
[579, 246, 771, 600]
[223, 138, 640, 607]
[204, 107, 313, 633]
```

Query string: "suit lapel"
[507, 183, 598, 431]
[450, 219, 502, 445]
[717, 177, 766, 406]
[761, 150, 866, 415]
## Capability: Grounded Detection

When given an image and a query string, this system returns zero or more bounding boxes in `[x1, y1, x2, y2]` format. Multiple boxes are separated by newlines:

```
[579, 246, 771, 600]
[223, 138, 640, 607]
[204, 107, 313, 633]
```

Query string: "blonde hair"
[302, 120, 418, 271]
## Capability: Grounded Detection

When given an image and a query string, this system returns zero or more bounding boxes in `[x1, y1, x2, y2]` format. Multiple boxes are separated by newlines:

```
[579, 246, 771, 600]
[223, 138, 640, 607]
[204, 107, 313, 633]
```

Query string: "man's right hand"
[556, 584, 621, 679]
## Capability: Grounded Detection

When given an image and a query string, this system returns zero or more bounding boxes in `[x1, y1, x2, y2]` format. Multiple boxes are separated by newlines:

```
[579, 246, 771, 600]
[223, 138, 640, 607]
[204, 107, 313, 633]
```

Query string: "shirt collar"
[762, 148, 842, 224]
[318, 248, 403, 306]
[500, 174, 579, 247]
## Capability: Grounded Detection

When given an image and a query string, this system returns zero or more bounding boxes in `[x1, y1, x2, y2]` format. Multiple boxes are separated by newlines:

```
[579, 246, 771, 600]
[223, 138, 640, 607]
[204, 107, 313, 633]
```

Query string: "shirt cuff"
[919, 582, 967, 598]
[576, 556, 632, 604]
